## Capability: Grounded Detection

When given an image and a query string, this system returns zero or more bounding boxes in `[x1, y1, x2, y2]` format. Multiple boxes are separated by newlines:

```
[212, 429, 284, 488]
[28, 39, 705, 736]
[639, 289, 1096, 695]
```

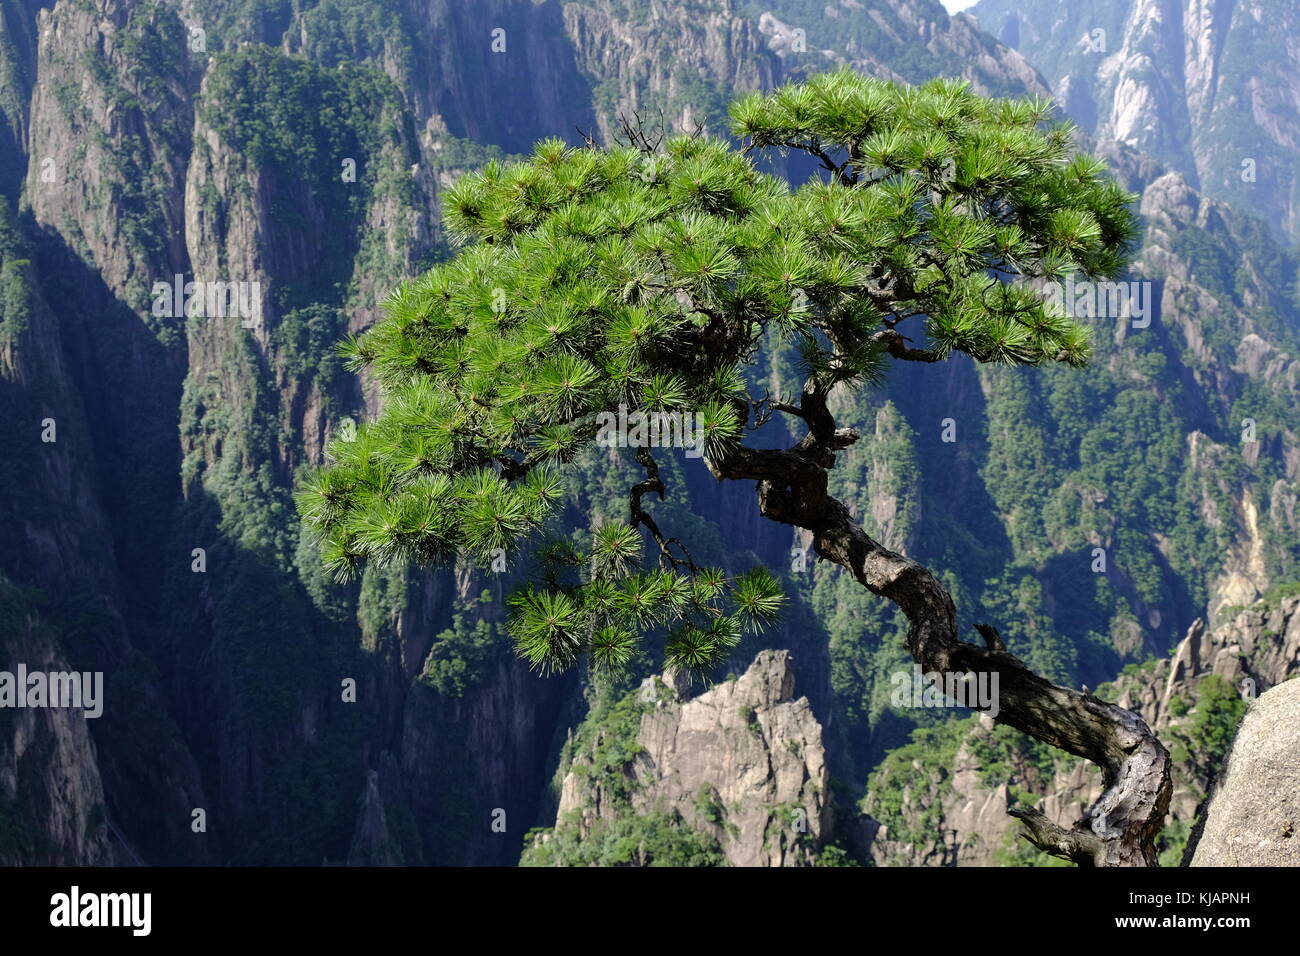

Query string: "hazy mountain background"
[1, 0, 1296, 866]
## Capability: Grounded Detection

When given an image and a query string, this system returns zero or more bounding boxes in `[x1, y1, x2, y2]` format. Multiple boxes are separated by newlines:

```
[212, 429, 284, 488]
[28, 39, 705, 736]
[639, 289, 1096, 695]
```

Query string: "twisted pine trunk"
[708, 394, 1171, 866]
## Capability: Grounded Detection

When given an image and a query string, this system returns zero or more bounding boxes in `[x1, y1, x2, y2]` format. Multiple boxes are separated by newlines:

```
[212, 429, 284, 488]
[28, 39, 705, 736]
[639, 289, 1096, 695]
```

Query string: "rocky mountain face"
[1189, 677, 1300, 866]
[971, 0, 1300, 244]
[0, 0, 1297, 867]
[1099, 144, 1300, 630]
[524, 651, 833, 867]
[0, 581, 119, 865]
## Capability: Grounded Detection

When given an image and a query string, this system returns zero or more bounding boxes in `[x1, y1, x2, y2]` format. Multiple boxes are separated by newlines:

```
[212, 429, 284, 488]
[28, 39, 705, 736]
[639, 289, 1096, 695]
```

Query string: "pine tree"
[297, 69, 1169, 865]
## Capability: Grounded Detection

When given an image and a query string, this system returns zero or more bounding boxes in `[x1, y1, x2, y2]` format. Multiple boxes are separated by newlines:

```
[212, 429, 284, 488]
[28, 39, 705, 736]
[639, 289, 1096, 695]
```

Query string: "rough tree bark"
[706, 376, 1172, 866]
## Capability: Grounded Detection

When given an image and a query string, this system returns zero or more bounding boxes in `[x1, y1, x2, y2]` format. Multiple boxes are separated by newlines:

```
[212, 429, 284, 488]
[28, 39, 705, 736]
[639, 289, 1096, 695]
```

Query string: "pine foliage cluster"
[298, 69, 1137, 676]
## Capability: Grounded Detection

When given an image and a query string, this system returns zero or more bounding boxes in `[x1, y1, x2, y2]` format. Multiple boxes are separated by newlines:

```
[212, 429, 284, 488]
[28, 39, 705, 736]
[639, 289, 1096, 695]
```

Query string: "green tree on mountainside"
[298, 68, 1170, 865]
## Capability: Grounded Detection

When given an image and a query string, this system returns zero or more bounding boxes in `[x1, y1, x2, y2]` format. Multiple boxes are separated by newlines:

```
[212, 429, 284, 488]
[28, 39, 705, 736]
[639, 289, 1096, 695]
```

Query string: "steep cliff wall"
[972, 0, 1300, 244]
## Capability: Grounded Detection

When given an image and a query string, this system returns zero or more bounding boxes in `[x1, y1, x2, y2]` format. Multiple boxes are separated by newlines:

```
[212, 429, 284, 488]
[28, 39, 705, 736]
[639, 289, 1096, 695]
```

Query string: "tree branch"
[629, 447, 698, 573]
[871, 329, 941, 363]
